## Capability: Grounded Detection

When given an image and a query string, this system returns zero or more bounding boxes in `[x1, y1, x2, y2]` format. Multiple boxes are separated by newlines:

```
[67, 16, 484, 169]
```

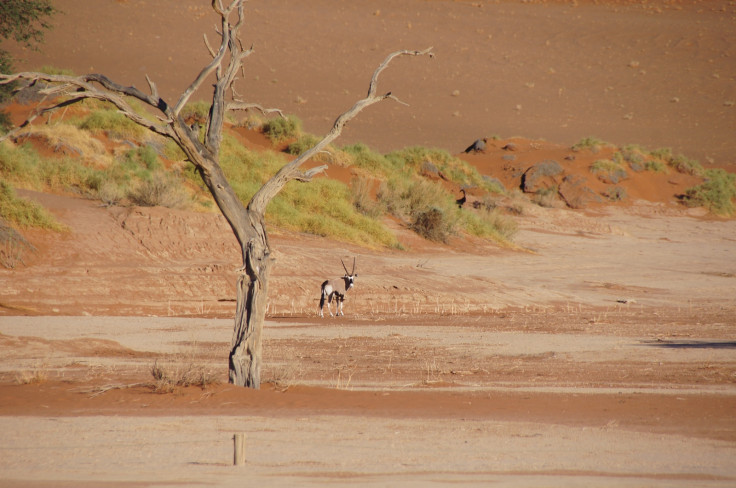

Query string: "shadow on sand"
[639, 340, 736, 350]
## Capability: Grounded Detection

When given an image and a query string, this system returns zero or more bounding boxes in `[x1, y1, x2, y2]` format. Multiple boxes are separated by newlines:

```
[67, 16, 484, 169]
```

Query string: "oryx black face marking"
[319, 257, 357, 317]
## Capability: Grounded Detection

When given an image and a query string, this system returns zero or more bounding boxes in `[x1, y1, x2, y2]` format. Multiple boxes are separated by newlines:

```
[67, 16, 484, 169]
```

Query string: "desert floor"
[1, 192, 735, 487]
[1, 0, 736, 487]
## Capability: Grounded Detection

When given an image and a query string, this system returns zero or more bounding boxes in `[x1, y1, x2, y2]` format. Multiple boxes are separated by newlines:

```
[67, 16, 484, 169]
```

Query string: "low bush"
[412, 207, 452, 242]
[572, 137, 609, 153]
[262, 115, 301, 143]
[128, 172, 189, 208]
[591, 159, 628, 184]
[668, 154, 704, 176]
[682, 169, 736, 216]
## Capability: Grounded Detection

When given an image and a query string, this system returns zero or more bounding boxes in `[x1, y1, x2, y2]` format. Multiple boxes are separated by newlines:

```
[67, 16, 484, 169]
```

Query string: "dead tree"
[0, 0, 433, 388]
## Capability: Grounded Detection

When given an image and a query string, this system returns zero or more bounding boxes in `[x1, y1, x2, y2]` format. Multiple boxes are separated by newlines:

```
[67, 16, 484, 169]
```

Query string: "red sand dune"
[5, 0, 736, 167]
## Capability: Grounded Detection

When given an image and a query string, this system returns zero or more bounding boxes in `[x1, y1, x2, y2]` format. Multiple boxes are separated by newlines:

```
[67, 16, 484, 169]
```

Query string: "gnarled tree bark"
[0, 0, 433, 388]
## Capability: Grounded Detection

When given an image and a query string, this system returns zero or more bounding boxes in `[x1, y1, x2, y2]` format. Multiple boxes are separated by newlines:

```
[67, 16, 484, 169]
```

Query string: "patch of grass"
[122, 145, 160, 170]
[644, 160, 667, 173]
[378, 178, 451, 223]
[342, 142, 398, 176]
[649, 147, 672, 161]
[286, 133, 321, 156]
[78, 108, 147, 140]
[351, 176, 383, 218]
[20, 123, 109, 164]
[590, 159, 628, 184]
[180, 100, 211, 122]
[150, 358, 217, 393]
[667, 154, 704, 176]
[458, 204, 518, 244]
[1, 141, 98, 193]
[38, 66, 76, 76]
[268, 177, 399, 248]
[15, 363, 49, 385]
[0, 180, 66, 231]
[572, 137, 609, 153]
[262, 115, 302, 143]
[0, 219, 35, 268]
[681, 168, 736, 216]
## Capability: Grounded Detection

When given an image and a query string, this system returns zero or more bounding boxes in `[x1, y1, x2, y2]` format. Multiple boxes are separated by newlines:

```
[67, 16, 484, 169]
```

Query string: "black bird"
[456, 189, 467, 208]
[464, 137, 488, 154]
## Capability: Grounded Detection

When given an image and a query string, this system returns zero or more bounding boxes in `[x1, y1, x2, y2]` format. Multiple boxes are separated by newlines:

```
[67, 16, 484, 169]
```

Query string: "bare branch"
[203, 33, 217, 58]
[226, 101, 284, 118]
[247, 47, 435, 216]
[174, 14, 231, 116]
[293, 164, 328, 182]
[0, 72, 175, 139]
[366, 48, 434, 98]
[145, 75, 159, 100]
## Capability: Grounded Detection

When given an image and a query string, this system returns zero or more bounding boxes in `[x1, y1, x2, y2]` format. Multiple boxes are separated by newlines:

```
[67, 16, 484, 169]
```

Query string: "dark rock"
[464, 138, 488, 153]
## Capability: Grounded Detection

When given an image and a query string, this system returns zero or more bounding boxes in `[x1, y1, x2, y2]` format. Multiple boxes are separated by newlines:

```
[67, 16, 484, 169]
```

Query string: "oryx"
[319, 258, 357, 317]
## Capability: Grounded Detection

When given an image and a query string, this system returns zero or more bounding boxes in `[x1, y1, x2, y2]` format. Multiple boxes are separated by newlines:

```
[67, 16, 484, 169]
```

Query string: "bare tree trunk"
[229, 232, 270, 388]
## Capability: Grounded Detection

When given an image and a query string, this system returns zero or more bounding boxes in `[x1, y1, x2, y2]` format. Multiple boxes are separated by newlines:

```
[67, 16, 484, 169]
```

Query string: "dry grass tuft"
[15, 363, 50, 385]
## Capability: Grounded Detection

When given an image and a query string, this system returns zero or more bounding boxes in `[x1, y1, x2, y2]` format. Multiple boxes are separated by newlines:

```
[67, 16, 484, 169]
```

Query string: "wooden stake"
[233, 433, 246, 465]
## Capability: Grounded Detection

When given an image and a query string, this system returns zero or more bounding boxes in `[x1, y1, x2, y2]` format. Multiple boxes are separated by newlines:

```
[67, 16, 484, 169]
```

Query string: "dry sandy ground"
[0, 192, 735, 486]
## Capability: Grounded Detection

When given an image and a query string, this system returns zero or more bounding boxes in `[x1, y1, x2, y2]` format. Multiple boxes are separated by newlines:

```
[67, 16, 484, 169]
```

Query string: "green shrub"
[262, 115, 301, 143]
[644, 160, 667, 173]
[572, 137, 608, 153]
[180, 101, 211, 122]
[682, 169, 736, 216]
[649, 147, 672, 160]
[591, 159, 628, 184]
[668, 154, 704, 176]
[123, 145, 160, 170]
[286, 134, 320, 156]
